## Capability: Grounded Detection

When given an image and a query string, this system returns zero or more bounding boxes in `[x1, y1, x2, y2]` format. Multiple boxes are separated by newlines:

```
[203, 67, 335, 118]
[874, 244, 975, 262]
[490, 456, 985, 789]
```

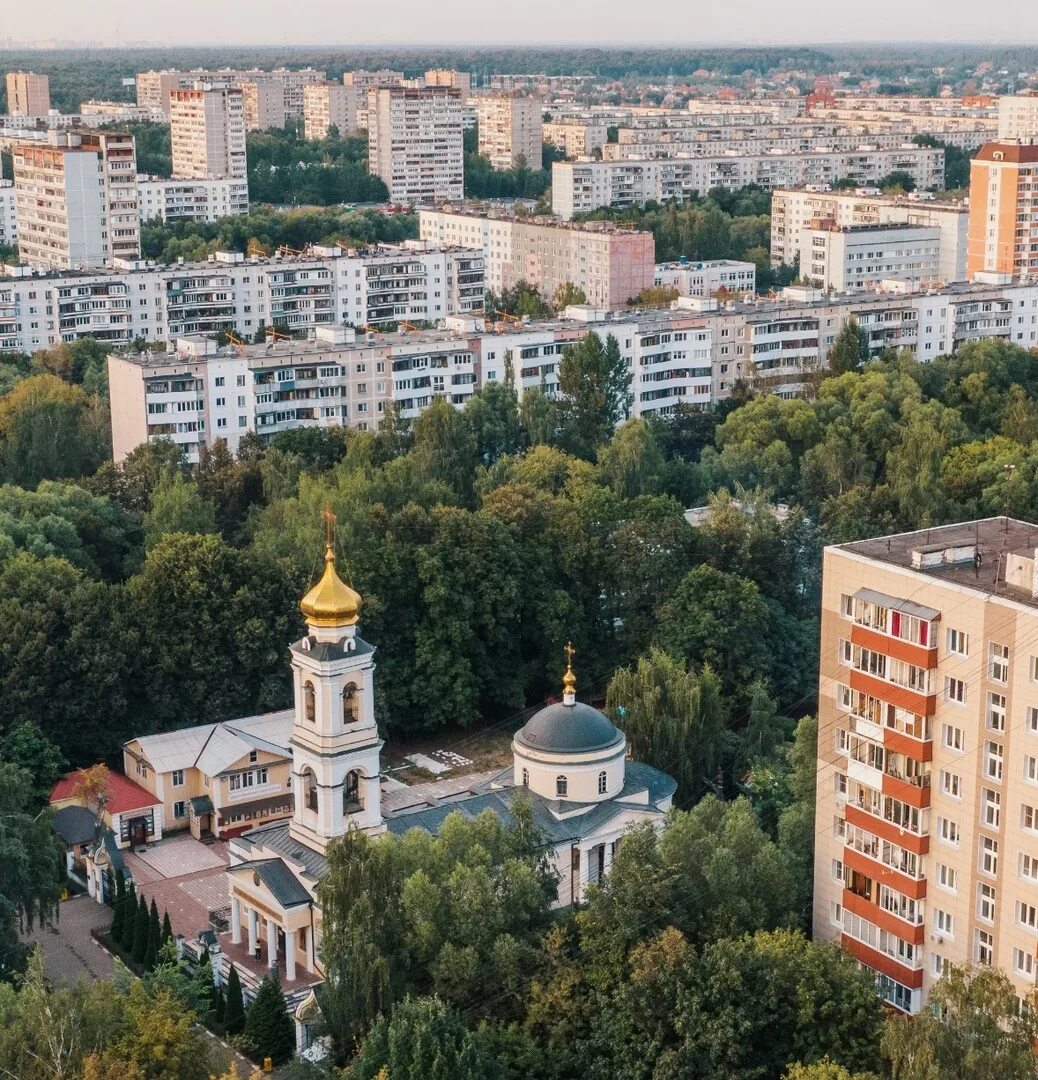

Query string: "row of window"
[519, 769, 609, 797]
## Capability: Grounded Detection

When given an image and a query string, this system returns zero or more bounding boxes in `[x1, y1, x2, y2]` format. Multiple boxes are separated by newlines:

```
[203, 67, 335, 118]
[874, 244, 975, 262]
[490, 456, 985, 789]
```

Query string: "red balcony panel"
[843, 845, 927, 901]
[883, 773, 931, 808]
[849, 670, 935, 718]
[885, 729, 934, 762]
[851, 624, 938, 670]
[840, 934, 924, 990]
[844, 804, 929, 856]
[842, 889, 926, 945]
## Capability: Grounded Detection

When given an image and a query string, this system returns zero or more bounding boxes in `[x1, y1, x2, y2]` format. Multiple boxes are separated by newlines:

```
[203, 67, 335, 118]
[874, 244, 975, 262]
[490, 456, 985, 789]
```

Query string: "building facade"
[303, 83, 364, 139]
[6, 71, 50, 116]
[170, 87, 248, 181]
[0, 180, 17, 250]
[814, 518, 1038, 1014]
[552, 147, 945, 219]
[238, 79, 285, 132]
[997, 94, 1038, 141]
[476, 96, 542, 170]
[137, 176, 249, 223]
[966, 142, 1038, 278]
[367, 86, 465, 203]
[654, 259, 757, 298]
[136, 67, 323, 121]
[799, 222, 943, 292]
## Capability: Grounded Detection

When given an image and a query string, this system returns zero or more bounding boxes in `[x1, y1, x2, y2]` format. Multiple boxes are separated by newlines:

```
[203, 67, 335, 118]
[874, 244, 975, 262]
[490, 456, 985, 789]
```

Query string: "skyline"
[5, 0, 1038, 48]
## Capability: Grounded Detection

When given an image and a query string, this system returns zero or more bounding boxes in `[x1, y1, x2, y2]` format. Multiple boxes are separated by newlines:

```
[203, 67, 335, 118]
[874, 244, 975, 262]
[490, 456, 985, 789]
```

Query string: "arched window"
[302, 768, 318, 813]
[342, 683, 358, 724]
[303, 682, 316, 723]
[521, 767, 529, 787]
[556, 775, 568, 797]
[343, 770, 362, 813]
[598, 770, 607, 795]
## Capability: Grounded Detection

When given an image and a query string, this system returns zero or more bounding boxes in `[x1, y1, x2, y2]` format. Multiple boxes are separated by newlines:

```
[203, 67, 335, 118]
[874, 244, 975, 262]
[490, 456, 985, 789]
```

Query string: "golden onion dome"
[562, 641, 577, 697]
[300, 506, 362, 628]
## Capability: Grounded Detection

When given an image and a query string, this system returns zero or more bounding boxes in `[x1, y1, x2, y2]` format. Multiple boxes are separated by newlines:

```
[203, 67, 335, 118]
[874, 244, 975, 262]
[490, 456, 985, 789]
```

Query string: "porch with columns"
[224, 887, 320, 987]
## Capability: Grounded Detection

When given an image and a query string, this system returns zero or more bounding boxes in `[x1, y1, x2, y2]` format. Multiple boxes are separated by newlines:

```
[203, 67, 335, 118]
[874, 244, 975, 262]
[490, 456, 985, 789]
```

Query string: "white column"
[86, 865, 96, 899]
[577, 847, 589, 902]
[285, 928, 297, 982]
[231, 895, 242, 945]
[603, 841, 614, 878]
[96, 868, 105, 905]
[266, 917, 278, 970]
[365, 774, 381, 819]
[247, 907, 259, 955]
[305, 925, 315, 972]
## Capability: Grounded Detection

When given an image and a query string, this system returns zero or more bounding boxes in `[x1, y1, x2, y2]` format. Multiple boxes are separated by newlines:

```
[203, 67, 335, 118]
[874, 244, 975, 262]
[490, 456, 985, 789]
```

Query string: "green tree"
[110, 871, 127, 943]
[0, 723, 66, 802]
[161, 910, 173, 946]
[345, 995, 493, 1080]
[411, 397, 479, 504]
[557, 332, 632, 459]
[224, 964, 246, 1035]
[120, 881, 137, 952]
[883, 965, 1038, 1080]
[464, 383, 522, 466]
[142, 470, 217, 550]
[243, 973, 295, 1066]
[131, 893, 150, 967]
[145, 898, 161, 970]
[827, 319, 871, 376]
[552, 281, 588, 311]
[784, 1062, 881, 1080]
[596, 419, 665, 498]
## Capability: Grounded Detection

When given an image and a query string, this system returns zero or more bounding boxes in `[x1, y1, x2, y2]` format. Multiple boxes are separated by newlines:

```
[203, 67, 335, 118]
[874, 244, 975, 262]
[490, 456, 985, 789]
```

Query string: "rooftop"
[50, 769, 161, 815]
[838, 517, 1038, 609]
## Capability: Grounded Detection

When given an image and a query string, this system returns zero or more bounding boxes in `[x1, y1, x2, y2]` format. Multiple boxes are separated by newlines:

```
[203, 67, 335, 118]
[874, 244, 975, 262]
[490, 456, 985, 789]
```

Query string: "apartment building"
[814, 518, 1038, 1014]
[303, 83, 364, 139]
[170, 87, 248, 181]
[966, 142, 1038, 278]
[476, 96, 542, 170]
[0, 180, 16, 250]
[425, 70, 471, 95]
[553, 146, 945, 219]
[5, 71, 50, 116]
[543, 119, 608, 158]
[367, 86, 464, 203]
[654, 259, 757, 298]
[79, 101, 168, 126]
[771, 187, 969, 286]
[137, 176, 249, 223]
[799, 223, 943, 293]
[997, 94, 1038, 141]
[11, 130, 140, 270]
[136, 67, 323, 121]
[419, 209, 654, 308]
[342, 70, 404, 88]
[238, 79, 285, 132]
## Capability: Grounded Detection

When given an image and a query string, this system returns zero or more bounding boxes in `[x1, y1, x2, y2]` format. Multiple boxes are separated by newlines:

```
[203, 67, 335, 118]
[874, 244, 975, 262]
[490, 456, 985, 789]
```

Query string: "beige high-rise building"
[966, 142, 1038, 278]
[136, 67, 322, 120]
[12, 130, 139, 270]
[997, 93, 1038, 141]
[238, 79, 285, 132]
[170, 87, 247, 181]
[342, 69, 404, 88]
[303, 83, 363, 139]
[476, 96, 542, 171]
[367, 86, 464, 203]
[425, 69, 471, 96]
[6, 71, 51, 116]
[814, 518, 1038, 1015]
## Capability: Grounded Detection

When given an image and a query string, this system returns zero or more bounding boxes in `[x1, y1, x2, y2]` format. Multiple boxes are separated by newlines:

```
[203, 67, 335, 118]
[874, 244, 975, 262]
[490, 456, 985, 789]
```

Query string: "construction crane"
[225, 332, 248, 354]
[495, 309, 521, 324]
[265, 326, 293, 342]
[398, 320, 420, 331]
[275, 245, 306, 257]
[246, 238, 269, 258]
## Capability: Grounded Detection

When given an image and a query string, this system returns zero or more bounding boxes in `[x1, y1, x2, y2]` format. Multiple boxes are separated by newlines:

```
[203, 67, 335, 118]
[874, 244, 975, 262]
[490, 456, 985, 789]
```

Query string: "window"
[947, 628, 969, 656]
[937, 862, 957, 892]
[940, 770, 962, 798]
[978, 882, 997, 922]
[304, 681, 316, 723]
[832, 858, 845, 882]
[1019, 900, 1038, 931]
[215, 376, 225, 387]
[991, 643, 1010, 683]
[935, 909, 954, 937]
[988, 693, 1007, 732]
[1013, 948, 1035, 979]
[831, 900, 843, 927]
[942, 724, 964, 751]
[521, 768, 529, 786]
[342, 683, 358, 723]
[981, 836, 1000, 877]
[938, 816, 960, 845]
[598, 770, 607, 795]
[173, 800, 186, 819]
[1027, 756, 1038, 785]
[249, 750, 258, 763]
[986, 741, 1004, 782]
[1028, 706, 1038, 734]
[343, 770, 361, 811]
[556, 775, 568, 797]
[932, 953, 950, 978]
[303, 768, 318, 813]
[841, 594, 854, 618]
[984, 789, 1001, 829]
[171, 769, 184, 787]
[1022, 852, 1038, 881]
[944, 678, 967, 704]
[975, 929, 995, 966]
[1024, 804, 1038, 832]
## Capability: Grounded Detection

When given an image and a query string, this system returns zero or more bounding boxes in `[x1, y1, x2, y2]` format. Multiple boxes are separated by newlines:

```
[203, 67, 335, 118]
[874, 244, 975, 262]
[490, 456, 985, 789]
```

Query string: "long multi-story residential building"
[799, 222, 943, 293]
[553, 146, 945, 219]
[5, 71, 50, 117]
[476, 96, 542, 170]
[342, 70, 404, 88]
[966, 142, 1038, 279]
[137, 176, 249, 223]
[814, 518, 1038, 1014]
[419, 208, 654, 308]
[0, 180, 16, 250]
[543, 119, 608, 158]
[654, 259, 757, 298]
[425, 70, 471, 95]
[78, 101, 168, 126]
[367, 86, 464, 203]
[303, 83, 364, 139]
[170, 87, 247, 181]
[11, 130, 139, 269]
[136, 67, 324, 121]
[238, 79, 285, 132]
[771, 187, 969, 286]
[996, 94, 1038, 141]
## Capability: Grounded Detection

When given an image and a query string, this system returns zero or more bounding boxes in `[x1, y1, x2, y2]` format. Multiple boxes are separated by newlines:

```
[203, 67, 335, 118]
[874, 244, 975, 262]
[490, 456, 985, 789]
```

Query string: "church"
[221, 511, 676, 986]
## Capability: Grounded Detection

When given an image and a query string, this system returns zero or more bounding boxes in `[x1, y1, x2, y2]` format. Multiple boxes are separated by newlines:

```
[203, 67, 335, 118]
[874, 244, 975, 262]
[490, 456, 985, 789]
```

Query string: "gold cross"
[564, 641, 575, 667]
[322, 502, 336, 555]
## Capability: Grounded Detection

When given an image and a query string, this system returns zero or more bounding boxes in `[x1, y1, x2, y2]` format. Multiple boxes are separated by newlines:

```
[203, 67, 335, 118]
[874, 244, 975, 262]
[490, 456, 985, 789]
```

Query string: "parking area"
[123, 833, 232, 939]
[22, 895, 114, 985]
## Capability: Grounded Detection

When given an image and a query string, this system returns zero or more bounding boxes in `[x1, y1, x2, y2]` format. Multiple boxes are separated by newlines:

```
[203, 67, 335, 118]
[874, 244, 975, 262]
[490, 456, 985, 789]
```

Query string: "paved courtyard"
[22, 895, 114, 985]
[124, 833, 231, 940]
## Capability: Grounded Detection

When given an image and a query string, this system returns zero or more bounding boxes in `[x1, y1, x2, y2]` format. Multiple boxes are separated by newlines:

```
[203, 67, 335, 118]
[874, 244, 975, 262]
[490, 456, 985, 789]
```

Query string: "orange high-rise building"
[966, 142, 1038, 278]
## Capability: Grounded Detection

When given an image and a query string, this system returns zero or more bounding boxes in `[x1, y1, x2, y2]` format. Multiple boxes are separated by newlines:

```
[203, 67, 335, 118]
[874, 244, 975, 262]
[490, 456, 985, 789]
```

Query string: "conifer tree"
[224, 963, 246, 1035]
[145, 898, 161, 970]
[120, 881, 137, 952]
[131, 893, 150, 966]
[243, 973, 294, 1065]
[161, 909, 173, 946]
[110, 872, 126, 941]
[215, 986, 226, 1024]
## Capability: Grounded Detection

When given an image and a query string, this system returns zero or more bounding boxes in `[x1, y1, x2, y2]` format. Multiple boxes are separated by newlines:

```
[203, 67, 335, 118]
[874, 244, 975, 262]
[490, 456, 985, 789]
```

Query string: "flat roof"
[837, 517, 1038, 609]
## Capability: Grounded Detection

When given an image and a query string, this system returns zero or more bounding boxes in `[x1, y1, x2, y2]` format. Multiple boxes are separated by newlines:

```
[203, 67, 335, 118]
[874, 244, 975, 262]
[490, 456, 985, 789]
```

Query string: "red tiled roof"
[50, 769, 161, 815]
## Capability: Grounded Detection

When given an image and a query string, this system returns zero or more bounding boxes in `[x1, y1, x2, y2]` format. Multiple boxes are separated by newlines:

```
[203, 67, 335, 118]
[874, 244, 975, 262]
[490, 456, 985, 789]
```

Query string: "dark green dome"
[515, 702, 624, 754]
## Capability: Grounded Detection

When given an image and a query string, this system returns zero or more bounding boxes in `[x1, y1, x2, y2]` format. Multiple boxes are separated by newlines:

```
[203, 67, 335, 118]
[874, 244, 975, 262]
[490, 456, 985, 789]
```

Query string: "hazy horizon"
[5, 0, 1038, 49]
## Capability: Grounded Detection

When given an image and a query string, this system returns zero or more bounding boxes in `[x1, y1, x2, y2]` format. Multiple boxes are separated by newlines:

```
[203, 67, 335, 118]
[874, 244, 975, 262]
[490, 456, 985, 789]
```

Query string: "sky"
[6, 0, 1038, 48]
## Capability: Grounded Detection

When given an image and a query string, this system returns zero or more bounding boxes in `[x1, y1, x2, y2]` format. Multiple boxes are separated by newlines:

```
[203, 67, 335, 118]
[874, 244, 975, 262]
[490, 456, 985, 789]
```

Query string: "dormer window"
[249, 750, 258, 763]
[556, 775, 568, 797]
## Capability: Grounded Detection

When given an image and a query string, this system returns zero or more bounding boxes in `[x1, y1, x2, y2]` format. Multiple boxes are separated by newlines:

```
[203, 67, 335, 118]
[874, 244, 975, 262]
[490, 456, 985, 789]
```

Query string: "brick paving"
[131, 833, 226, 877]
[22, 895, 114, 985]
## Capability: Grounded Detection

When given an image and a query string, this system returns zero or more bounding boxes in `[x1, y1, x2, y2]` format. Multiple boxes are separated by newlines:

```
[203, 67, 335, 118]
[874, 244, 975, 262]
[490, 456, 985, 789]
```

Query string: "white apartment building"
[303, 83, 365, 139]
[5, 71, 50, 116]
[800, 223, 943, 293]
[553, 147, 945, 219]
[476, 96, 542, 170]
[11, 130, 140, 270]
[170, 87, 248, 182]
[79, 101, 169, 125]
[342, 70, 404, 88]
[997, 94, 1038, 141]
[367, 87, 464, 203]
[771, 188, 969, 286]
[137, 176, 249, 223]
[425, 70, 471, 95]
[655, 260, 757, 298]
[238, 79, 285, 132]
[543, 120, 608, 158]
[419, 208, 655, 308]
[0, 180, 17, 250]
[136, 68, 323, 121]
[0, 242, 484, 354]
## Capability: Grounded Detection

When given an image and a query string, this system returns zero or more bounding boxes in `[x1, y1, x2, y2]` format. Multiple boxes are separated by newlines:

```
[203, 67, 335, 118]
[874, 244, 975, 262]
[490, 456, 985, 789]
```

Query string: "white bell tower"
[288, 506, 384, 853]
